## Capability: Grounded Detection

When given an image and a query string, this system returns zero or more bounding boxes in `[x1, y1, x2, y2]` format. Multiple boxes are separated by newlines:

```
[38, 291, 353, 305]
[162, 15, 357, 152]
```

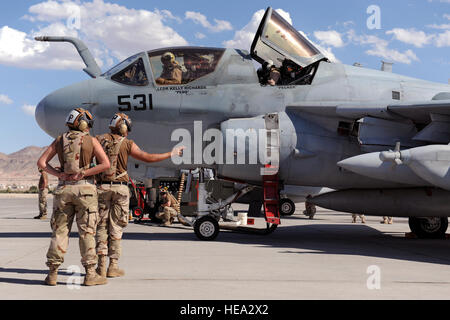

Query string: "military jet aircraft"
[35, 7, 450, 239]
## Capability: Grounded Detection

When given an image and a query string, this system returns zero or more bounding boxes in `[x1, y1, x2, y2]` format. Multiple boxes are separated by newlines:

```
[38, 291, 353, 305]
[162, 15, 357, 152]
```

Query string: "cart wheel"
[132, 207, 144, 219]
[194, 216, 220, 241]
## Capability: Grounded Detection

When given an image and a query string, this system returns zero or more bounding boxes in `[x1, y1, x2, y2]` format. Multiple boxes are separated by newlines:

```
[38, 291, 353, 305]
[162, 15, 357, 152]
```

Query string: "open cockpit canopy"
[251, 7, 327, 69]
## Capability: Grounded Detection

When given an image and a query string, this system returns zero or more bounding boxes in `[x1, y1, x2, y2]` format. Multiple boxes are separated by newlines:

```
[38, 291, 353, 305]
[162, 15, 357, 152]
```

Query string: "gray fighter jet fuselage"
[35, 8, 450, 231]
[35, 48, 448, 188]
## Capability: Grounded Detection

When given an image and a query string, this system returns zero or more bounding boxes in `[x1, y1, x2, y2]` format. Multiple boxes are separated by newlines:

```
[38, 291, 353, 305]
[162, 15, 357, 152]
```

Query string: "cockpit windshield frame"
[102, 53, 142, 78]
[102, 53, 149, 87]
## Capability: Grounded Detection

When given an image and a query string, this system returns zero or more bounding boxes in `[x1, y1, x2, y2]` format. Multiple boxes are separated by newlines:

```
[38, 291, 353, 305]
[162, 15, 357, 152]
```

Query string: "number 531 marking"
[118, 94, 153, 111]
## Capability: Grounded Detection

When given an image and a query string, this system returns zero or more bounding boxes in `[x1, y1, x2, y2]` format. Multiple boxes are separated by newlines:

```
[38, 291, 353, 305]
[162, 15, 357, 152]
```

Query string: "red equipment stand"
[262, 166, 281, 225]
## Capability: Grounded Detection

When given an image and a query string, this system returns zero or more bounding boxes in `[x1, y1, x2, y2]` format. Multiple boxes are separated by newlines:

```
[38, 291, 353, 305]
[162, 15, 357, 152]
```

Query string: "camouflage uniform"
[156, 193, 179, 226]
[96, 184, 130, 259]
[37, 171, 49, 218]
[95, 132, 133, 278]
[352, 214, 366, 224]
[46, 132, 99, 268]
[38, 188, 49, 217]
[47, 182, 99, 267]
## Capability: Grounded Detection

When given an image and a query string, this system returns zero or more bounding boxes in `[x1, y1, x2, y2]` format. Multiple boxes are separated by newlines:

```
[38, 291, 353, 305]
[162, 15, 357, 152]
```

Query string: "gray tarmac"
[1, 194, 450, 300]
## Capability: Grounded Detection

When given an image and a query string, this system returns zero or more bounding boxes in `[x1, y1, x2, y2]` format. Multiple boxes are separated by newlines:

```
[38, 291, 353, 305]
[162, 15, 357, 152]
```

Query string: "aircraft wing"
[387, 99, 450, 123]
[287, 97, 450, 146]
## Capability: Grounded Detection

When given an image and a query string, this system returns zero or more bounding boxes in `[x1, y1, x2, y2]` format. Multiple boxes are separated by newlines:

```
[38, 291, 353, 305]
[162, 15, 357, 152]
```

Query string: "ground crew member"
[34, 168, 49, 220]
[303, 196, 316, 220]
[155, 52, 182, 85]
[352, 214, 366, 224]
[37, 108, 111, 287]
[155, 187, 179, 226]
[95, 113, 184, 278]
[381, 216, 393, 224]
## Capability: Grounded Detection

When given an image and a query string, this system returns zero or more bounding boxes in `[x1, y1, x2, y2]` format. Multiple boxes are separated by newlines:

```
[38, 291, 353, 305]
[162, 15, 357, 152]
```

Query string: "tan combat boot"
[361, 215, 366, 224]
[44, 265, 58, 286]
[96, 255, 107, 277]
[388, 217, 394, 225]
[84, 265, 107, 286]
[107, 258, 125, 278]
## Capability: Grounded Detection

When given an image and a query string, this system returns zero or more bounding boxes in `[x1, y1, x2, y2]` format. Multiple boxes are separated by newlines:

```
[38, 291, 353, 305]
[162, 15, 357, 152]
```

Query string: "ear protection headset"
[109, 113, 132, 136]
[66, 108, 94, 131]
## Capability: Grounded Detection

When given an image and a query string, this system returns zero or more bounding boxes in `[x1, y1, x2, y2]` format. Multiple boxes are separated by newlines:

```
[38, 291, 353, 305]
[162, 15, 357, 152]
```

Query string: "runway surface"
[1, 194, 450, 300]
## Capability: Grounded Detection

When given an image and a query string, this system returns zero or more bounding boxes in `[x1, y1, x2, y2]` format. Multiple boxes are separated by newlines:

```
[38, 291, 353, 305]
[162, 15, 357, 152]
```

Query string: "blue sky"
[0, 0, 449, 154]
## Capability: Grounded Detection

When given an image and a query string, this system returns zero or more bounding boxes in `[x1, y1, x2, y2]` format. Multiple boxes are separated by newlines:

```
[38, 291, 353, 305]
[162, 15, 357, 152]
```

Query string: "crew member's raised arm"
[130, 143, 184, 163]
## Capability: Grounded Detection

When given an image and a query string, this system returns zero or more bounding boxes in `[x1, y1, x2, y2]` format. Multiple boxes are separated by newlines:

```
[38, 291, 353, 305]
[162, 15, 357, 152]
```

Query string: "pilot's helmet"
[266, 60, 274, 70]
[161, 52, 176, 65]
[109, 113, 132, 135]
[65, 108, 94, 131]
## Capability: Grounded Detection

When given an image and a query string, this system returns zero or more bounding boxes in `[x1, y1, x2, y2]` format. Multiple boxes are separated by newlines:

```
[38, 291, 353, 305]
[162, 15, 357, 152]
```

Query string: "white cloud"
[435, 30, 450, 46]
[223, 9, 292, 51]
[427, 23, 450, 29]
[427, 14, 450, 29]
[313, 30, 344, 48]
[386, 28, 434, 47]
[223, 9, 265, 50]
[195, 32, 206, 39]
[0, 94, 13, 105]
[348, 31, 419, 64]
[22, 104, 36, 116]
[0, 0, 188, 70]
[185, 11, 232, 33]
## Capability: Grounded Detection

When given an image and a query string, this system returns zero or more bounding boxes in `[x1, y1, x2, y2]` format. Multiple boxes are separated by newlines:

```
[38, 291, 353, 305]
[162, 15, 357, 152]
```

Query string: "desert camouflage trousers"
[156, 207, 178, 223]
[46, 183, 99, 267]
[39, 188, 49, 216]
[96, 184, 130, 260]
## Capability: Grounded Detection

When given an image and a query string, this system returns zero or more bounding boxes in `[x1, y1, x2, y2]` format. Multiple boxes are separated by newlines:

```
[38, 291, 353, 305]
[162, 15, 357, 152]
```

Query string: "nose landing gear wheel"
[279, 198, 295, 216]
[194, 216, 220, 241]
[408, 217, 448, 239]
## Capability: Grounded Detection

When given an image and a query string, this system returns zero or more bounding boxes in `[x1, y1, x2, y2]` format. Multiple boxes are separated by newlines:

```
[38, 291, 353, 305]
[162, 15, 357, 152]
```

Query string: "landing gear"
[279, 198, 295, 216]
[194, 216, 220, 241]
[177, 168, 281, 241]
[408, 217, 448, 239]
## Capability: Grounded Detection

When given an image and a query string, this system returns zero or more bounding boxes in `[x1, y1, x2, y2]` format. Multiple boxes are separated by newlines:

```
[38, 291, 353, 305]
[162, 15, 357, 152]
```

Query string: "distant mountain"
[8, 146, 46, 159]
[0, 146, 58, 187]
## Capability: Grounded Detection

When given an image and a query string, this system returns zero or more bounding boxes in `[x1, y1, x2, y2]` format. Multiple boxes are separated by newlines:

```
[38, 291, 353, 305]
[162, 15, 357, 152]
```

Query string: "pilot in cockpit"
[156, 52, 182, 85]
[258, 60, 281, 86]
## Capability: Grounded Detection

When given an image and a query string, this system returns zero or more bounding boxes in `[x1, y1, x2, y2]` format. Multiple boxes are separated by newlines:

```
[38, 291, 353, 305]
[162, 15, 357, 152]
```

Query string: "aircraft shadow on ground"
[125, 223, 450, 266]
[1, 224, 449, 267]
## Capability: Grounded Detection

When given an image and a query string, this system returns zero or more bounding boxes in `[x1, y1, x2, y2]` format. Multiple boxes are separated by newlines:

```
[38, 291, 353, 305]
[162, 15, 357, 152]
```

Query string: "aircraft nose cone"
[35, 99, 47, 134]
[34, 80, 95, 138]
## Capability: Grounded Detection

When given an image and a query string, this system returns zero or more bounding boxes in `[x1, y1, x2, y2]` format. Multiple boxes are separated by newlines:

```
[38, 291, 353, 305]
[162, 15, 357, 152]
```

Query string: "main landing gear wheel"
[408, 217, 448, 239]
[194, 216, 220, 241]
[279, 198, 295, 216]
